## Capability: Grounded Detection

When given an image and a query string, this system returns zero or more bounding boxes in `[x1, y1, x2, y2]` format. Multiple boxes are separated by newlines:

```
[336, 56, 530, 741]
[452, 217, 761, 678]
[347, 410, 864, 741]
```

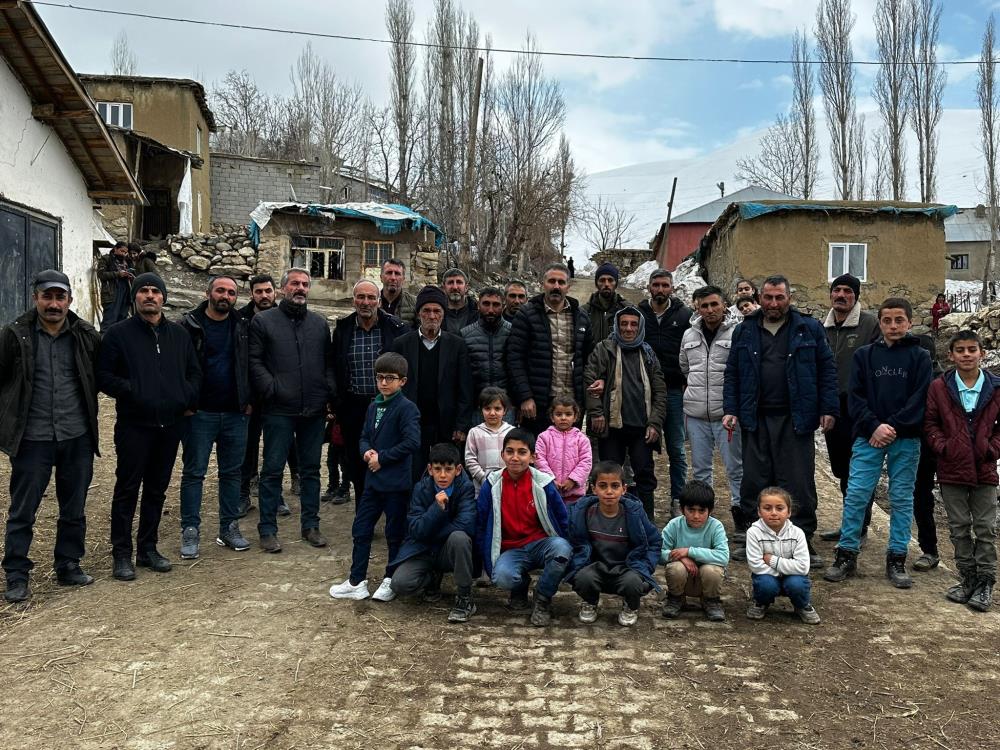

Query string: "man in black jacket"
[331, 279, 409, 502]
[583, 262, 628, 344]
[391, 286, 474, 481]
[96, 241, 134, 327]
[178, 276, 252, 560]
[98, 273, 202, 581]
[442, 268, 478, 333]
[249, 268, 336, 553]
[460, 286, 511, 398]
[1, 270, 101, 603]
[507, 263, 592, 436]
[638, 268, 692, 513]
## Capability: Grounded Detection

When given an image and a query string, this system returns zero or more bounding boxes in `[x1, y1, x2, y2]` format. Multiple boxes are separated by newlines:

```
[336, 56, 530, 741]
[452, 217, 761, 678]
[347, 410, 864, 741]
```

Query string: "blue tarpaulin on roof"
[737, 202, 959, 221]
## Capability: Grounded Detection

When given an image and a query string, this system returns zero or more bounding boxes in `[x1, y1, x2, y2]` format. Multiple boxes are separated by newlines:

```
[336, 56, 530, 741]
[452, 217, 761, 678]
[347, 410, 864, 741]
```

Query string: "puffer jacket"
[924, 368, 1000, 486]
[679, 313, 737, 420]
[638, 297, 692, 388]
[722, 308, 839, 434]
[390, 472, 477, 567]
[507, 294, 592, 412]
[248, 301, 335, 417]
[179, 301, 251, 411]
[460, 317, 511, 394]
[583, 291, 628, 344]
[534, 425, 593, 502]
[0, 310, 102, 457]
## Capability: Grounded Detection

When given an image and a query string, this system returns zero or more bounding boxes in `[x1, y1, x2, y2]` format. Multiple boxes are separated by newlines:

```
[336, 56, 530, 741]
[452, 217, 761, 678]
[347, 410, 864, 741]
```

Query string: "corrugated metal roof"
[945, 208, 992, 243]
[670, 186, 796, 224]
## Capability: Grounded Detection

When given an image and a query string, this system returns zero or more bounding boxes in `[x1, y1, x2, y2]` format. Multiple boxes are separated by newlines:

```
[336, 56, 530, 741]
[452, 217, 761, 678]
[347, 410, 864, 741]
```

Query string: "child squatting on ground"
[924, 330, 999, 612]
[744, 487, 821, 624]
[563, 461, 661, 626]
[660, 480, 730, 622]
[329, 352, 421, 602]
[464, 387, 515, 493]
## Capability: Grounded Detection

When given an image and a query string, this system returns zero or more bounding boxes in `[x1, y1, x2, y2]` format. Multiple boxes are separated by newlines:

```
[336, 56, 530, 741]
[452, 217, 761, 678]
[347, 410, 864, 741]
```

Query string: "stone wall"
[211, 153, 323, 226]
[165, 226, 257, 278]
[589, 248, 655, 276]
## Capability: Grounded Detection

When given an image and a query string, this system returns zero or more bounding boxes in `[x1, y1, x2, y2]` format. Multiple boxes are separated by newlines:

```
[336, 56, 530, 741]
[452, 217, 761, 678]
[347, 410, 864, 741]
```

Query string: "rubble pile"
[937, 303, 1000, 370]
[160, 224, 257, 279]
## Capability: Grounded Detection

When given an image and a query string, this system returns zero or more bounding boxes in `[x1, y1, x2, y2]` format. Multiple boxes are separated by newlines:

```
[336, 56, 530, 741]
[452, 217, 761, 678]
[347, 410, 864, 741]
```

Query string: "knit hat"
[131, 272, 167, 303]
[830, 273, 861, 298]
[414, 284, 447, 313]
[594, 262, 620, 284]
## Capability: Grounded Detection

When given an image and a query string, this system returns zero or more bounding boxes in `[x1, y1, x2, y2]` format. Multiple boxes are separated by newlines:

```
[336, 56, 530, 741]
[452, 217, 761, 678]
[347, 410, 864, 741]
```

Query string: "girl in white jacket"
[745, 487, 821, 624]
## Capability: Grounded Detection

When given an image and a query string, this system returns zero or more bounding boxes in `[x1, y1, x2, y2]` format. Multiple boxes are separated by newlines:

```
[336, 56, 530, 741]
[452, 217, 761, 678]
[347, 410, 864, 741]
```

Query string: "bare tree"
[791, 29, 819, 198]
[907, 0, 945, 202]
[816, 0, 859, 199]
[735, 114, 804, 195]
[551, 134, 581, 258]
[109, 30, 138, 76]
[579, 196, 636, 256]
[873, 0, 913, 200]
[386, 0, 417, 203]
[979, 16, 1000, 299]
[211, 70, 269, 157]
[870, 129, 891, 199]
[851, 113, 868, 199]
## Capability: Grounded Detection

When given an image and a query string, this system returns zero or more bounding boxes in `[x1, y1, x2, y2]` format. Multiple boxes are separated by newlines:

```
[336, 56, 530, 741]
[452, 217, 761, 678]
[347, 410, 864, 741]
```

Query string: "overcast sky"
[37, 0, 993, 177]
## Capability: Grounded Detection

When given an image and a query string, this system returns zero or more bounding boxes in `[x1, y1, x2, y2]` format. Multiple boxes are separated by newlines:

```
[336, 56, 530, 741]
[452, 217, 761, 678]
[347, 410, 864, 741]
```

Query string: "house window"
[828, 242, 868, 282]
[950, 253, 969, 270]
[291, 235, 344, 280]
[364, 241, 394, 269]
[96, 101, 133, 129]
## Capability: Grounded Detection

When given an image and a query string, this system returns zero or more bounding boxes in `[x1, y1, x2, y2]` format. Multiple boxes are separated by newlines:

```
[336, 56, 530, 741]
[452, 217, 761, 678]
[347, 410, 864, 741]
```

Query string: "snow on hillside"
[567, 108, 985, 265]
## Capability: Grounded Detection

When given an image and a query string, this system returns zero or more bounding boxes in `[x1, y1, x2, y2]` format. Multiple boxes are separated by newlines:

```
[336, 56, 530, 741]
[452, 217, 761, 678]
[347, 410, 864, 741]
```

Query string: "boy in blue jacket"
[329, 353, 420, 602]
[390, 443, 478, 623]
[564, 461, 661, 627]
[824, 298, 932, 589]
[476, 428, 571, 627]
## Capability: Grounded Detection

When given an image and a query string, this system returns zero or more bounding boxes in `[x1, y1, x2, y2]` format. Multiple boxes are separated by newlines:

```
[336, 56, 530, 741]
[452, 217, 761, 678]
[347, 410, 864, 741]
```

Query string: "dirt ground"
[1, 401, 999, 750]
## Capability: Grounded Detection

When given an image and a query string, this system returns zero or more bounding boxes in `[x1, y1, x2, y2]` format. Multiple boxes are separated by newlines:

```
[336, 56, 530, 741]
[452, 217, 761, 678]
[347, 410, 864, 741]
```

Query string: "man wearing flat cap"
[0, 270, 102, 603]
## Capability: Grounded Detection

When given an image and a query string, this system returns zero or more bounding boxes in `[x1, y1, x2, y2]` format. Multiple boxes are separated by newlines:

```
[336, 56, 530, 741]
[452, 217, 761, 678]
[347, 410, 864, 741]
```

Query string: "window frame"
[363, 240, 394, 270]
[950, 253, 970, 271]
[96, 101, 133, 129]
[827, 242, 868, 282]
[290, 235, 345, 281]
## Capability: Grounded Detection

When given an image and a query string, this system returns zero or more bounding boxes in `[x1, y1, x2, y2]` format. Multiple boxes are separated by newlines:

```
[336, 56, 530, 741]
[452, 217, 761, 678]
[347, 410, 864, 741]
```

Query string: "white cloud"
[771, 73, 794, 87]
[711, 0, 877, 47]
[738, 78, 764, 89]
[565, 105, 700, 173]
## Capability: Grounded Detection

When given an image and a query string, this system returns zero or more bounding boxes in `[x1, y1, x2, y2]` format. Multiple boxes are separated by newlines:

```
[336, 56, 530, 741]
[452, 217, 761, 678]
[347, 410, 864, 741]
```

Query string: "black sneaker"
[3, 579, 30, 602]
[236, 497, 253, 518]
[823, 547, 858, 583]
[661, 594, 684, 619]
[730, 545, 747, 562]
[818, 528, 842, 542]
[885, 553, 912, 589]
[447, 594, 477, 623]
[136, 549, 172, 573]
[113, 556, 136, 581]
[968, 577, 995, 613]
[56, 565, 94, 587]
[807, 538, 824, 570]
[332, 484, 351, 505]
[946, 571, 978, 604]
[530, 595, 553, 627]
[506, 589, 531, 611]
[277, 502, 292, 517]
[421, 571, 444, 603]
[321, 486, 337, 503]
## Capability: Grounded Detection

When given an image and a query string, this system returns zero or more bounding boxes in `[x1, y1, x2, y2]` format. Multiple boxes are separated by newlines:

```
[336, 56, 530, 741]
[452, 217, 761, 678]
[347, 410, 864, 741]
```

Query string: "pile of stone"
[937, 302, 1000, 369]
[410, 248, 441, 288]
[165, 226, 257, 278]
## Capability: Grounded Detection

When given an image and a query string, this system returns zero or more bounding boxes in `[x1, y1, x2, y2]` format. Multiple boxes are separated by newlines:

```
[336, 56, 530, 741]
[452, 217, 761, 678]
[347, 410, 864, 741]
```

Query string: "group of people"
[1, 257, 996, 627]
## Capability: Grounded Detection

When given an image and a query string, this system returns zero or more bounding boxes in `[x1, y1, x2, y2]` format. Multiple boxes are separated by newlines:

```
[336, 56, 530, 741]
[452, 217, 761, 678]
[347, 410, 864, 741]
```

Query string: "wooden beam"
[32, 103, 94, 120]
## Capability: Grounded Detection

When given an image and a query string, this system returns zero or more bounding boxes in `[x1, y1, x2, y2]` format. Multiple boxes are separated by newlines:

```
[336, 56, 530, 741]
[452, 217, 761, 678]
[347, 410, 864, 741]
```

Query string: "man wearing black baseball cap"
[1, 270, 102, 603]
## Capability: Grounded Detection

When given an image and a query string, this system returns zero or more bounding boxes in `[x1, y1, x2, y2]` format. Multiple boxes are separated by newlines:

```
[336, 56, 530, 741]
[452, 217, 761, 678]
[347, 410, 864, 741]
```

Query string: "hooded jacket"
[638, 297, 693, 389]
[534, 425, 593, 502]
[0, 309, 101, 457]
[475, 466, 569, 576]
[679, 312, 738, 420]
[583, 290, 629, 344]
[563, 494, 662, 592]
[390, 472, 477, 567]
[179, 301, 250, 411]
[744, 518, 810, 577]
[823, 302, 879, 396]
[848, 334, 932, 441]
[924, 367, 1000, 486]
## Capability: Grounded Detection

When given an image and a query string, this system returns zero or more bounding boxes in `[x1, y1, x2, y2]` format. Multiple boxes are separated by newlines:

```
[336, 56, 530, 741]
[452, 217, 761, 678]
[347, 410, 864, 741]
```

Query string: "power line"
[28, 0, 979, 67]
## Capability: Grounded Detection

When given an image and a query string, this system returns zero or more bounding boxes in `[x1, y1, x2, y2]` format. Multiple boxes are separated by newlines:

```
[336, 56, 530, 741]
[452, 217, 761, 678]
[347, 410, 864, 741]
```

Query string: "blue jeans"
[492, 536, 572, 600]
[664, 388, 687, 499]
[840, 437, 919, 555]
[751, 573, 811, 609]
[180, 412, 248, 533]
[349, 488, 409, 584]
[687, 416, 742, 505]
[258, 414, 325, 537]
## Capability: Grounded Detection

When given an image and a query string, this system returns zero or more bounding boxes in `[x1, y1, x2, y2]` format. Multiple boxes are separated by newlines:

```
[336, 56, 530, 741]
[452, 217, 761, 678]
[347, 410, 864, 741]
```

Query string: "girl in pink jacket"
[535, 396, 592, 504]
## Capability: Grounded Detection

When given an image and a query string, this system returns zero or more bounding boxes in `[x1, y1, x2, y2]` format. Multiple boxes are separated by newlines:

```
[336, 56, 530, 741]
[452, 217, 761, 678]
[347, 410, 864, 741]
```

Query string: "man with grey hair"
[249, 267, 336, 553]
[379, 258, 416, 325]
[507, 262, 592, 435]
[442, 268, 478, 333]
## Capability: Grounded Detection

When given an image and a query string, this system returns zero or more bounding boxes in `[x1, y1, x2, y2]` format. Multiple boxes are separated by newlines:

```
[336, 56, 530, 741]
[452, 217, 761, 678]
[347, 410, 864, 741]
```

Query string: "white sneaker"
[371, 577, 396, 602]
[579, 602, 599, 623]
[618, 603, 639, 627]
[329, 578, 369, 600]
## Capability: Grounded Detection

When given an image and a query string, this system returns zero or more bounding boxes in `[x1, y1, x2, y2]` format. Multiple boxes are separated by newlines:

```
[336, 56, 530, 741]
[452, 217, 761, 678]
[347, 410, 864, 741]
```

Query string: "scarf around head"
[611, 306, 656, 365]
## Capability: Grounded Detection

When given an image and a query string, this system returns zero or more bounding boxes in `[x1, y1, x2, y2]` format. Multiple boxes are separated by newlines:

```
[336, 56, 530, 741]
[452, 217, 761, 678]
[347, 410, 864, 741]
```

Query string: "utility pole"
[459, 57, 484, 270]
[655, 177, 678, 268]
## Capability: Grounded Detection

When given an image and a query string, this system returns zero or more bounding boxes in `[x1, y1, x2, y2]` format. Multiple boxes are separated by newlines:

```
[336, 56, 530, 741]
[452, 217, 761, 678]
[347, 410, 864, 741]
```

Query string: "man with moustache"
[507, 263, 592, 436]
[442, 268, 478, 334]
[178, 276, 252, 559]
[460, 287, 512, 397]
[98, 273, 201, 580]
[378, 258, 416, 325]
[503, 280, 528, 323]
[96, 240, 134, 327]
[331, 279, 409, 502]
[583, 263, 628, 344]
[1, 271, 102, 602]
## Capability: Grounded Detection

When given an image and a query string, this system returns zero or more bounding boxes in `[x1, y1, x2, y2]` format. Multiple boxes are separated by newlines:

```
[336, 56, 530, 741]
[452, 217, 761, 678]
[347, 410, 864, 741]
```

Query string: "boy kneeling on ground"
[564, 461, 661, 626]
[660, 480, 730, 622]
[477, 429, 571, 627]
[389, 443, 478, 623]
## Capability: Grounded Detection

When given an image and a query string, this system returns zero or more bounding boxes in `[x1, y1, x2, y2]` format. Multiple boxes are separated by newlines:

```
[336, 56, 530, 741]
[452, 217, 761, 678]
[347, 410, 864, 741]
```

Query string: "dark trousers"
[258, 414, 324, 537]
[599, 426, 656, 521]
[740, 414, 818, 538]
[349, 487, 409, 584]
[572, 563, 649, 610]
[823, 401, 874, 532]
[325, 442, 348, 488]
[339, 393, 373, 498]
[913, 437, 938, 556]
[519, 414, 551, 443]
[110, 421, 184, 558]
[3, 435, 94, 581]
[241, 412, 299, 501]
[390, 531, 475, 596]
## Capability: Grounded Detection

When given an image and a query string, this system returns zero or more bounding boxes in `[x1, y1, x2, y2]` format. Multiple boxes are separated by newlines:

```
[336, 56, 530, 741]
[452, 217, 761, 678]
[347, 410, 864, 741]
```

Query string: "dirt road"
[1, 405, 997, 750]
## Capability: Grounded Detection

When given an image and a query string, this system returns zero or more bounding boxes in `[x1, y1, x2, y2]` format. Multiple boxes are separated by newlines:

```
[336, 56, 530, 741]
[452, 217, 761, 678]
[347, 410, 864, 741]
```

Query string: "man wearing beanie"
[97, 272, 202, 581]
[391, 285, 473, 480]
[583, 262, 628, 344]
